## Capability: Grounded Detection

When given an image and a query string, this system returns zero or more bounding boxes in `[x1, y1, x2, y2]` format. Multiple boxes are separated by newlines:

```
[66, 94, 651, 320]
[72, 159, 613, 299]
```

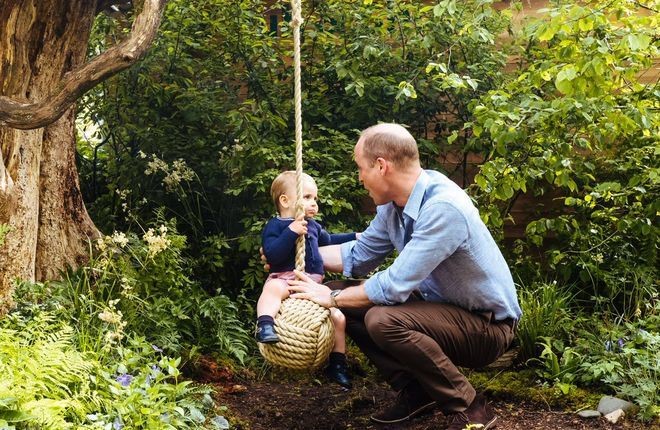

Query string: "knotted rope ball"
[258, 297, 335, 369]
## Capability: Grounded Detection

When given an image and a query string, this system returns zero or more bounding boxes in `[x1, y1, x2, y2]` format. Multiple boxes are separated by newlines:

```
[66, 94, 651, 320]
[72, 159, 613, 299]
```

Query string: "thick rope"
[258, 0, 335, 370]
[292, 0, 306, 272]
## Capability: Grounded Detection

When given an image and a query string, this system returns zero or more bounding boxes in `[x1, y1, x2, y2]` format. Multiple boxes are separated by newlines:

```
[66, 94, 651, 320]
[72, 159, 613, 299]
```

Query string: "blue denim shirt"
[341, 170, 522, 321]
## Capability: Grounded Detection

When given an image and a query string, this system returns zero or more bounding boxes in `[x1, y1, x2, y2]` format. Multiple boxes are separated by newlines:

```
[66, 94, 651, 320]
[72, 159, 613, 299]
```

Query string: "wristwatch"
[329, 289, 342, 308]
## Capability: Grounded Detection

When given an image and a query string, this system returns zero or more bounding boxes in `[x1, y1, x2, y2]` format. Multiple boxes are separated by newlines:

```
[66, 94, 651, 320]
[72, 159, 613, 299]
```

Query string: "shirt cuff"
[364, 275, 391, 305]
[340, 240, 356, 277]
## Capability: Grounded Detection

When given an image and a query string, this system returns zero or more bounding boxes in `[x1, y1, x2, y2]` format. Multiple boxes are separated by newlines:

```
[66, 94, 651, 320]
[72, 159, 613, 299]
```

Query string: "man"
[287, 123, 522, 429]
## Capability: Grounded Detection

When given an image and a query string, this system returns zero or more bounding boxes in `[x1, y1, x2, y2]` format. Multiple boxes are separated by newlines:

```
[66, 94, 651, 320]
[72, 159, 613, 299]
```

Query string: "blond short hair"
[359, 123, 419, 168]
[270, 170, 314, 211]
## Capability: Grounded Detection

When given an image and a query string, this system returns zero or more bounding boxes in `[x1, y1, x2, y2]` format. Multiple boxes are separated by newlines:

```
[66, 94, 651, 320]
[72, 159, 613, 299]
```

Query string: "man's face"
[354, 140, 387, 205]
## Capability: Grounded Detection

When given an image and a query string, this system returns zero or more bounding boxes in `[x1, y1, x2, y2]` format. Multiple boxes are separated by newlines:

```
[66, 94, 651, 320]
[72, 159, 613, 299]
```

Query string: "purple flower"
[151, 344, 163, 353]
[113, 417, 124, 430]
[617, 338, 625, 349]
[116, 373, 133, 387]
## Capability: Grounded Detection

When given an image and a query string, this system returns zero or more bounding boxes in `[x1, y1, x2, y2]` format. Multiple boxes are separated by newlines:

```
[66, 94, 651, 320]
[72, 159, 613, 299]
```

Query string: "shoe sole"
[370, 401, 436, 424]
[256, 338, 279, 344]
[483, 415, 498, 429]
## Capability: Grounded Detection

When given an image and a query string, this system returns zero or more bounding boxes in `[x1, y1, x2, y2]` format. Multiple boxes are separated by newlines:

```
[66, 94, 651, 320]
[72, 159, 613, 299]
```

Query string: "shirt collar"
[402, 170, 429, 221]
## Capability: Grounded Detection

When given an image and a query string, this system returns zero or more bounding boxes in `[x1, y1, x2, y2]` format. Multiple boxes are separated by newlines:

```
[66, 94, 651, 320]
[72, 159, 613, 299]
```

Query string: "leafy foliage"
[530, 301, 660, 420]
[68, 0, 659, 421]
[0, 308, 223, 429]
[14, 220, 251, 364]
[516, 281, 575, 362]
[78, 0, 510, 299]
[467, 0, 658, 317]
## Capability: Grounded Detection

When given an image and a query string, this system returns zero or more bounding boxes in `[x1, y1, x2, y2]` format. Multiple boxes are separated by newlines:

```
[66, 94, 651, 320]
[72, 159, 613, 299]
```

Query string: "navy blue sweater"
[262, 217, 356, 275]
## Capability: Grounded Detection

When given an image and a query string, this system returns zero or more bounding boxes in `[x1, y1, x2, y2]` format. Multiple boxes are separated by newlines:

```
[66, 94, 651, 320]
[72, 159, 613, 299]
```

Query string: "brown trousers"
[329, 281, 515, 413]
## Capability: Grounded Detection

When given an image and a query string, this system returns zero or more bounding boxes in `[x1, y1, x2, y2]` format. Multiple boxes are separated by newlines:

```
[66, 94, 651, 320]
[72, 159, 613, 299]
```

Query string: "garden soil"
[202, 362, 653, 430]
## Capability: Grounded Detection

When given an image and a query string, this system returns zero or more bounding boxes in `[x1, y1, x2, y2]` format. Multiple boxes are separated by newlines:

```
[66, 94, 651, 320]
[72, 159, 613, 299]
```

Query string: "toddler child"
[256, 171, 356, 388]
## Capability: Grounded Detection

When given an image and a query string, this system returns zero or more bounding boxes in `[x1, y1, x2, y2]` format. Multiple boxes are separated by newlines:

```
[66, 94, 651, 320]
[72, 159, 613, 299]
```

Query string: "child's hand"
[288, 214, 308, 236]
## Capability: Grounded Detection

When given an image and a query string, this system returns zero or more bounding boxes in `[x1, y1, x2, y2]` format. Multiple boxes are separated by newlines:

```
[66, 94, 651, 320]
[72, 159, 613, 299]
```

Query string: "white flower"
[96, 238, 107, 252]
[115, 188, 131, 199]
[144, 156, 168, 176]
[138, 150, 147, 159]
[111, 231, 129, 247]
[162, 159, 194, 191]
[120, 276, 133, 297]
[98, 310, 121, 324]
[143, 228, 171, 256]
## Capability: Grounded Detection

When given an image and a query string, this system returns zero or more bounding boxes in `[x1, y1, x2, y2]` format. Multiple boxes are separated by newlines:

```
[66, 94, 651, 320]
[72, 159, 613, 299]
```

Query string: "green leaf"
[355, 81, 365, 97]
[577, 18, 593, 32]
[538, 24, 558, 42]
[626, 34, 651, 51]
[555, 65, 577, 94]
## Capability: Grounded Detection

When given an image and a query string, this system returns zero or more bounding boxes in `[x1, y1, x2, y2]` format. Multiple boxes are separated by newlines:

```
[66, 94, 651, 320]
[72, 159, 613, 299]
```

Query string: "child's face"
[301, 180, 319, 218]
[279, 179, 319, 218]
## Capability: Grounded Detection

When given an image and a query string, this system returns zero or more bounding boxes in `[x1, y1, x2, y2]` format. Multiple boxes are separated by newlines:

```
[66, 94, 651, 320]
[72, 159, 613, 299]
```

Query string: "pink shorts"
[267, 271, 324, 284]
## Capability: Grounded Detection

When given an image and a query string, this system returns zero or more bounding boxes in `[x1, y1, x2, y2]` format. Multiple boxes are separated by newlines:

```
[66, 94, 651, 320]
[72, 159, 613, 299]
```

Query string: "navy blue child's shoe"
[255, 322, 279, 344]
[324, 353, 352, 389]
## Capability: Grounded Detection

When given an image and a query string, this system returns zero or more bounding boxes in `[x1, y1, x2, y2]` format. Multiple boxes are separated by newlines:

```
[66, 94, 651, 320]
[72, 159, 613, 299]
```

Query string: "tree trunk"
[0, 0, 99, 313]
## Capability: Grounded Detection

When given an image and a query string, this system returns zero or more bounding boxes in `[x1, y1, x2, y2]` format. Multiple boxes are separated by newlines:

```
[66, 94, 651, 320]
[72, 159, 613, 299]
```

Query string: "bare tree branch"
[0, 0, 167, 130]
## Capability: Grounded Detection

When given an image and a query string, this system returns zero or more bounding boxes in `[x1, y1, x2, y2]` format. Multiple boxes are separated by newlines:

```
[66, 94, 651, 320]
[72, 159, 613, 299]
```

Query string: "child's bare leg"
[257, 279, 290, 318]
[330, 307, 346, 354]
[326, 307, 352, 388]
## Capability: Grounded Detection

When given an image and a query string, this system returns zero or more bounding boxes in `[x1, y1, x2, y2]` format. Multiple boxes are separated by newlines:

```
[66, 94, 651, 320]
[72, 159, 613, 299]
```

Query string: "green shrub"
[0, 313, 91, 428]
[78, 0, 510, 298]
[14, 219, 251, 364]
[468, 0, 658, 316]
[574, 304, 660, 420]
[516, 281, 576, 362]
[0, 308, 223, 429]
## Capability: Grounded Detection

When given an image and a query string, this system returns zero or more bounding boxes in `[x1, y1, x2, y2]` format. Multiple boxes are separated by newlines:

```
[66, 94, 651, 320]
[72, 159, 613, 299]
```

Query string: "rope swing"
[258, 0, 335, 370]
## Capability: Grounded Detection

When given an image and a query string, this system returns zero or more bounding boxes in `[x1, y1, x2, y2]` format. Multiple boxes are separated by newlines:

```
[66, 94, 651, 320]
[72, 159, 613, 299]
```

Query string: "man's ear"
[376, 157, 388, 175]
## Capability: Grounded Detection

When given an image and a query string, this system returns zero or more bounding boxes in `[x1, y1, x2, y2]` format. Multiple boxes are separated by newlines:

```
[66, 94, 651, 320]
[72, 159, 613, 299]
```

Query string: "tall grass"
[517, 281, 576, 362]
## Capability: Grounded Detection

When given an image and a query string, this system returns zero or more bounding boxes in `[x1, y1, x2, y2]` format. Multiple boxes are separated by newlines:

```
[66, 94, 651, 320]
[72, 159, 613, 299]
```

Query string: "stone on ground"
[577, 410, 601, 419]
[597, 395, 635, 415]
[604, 409, 625, 424]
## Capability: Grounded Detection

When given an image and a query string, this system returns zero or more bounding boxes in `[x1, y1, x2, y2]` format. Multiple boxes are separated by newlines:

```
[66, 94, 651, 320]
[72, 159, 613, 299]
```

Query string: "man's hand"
[288, 270, 332, 308]
[288, 213, 308, 235]
[259, 247, 270, 272]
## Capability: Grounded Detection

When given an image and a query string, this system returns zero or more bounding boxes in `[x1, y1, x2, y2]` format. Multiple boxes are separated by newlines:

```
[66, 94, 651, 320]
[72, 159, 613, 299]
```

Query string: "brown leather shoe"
[446, 393, 498, 430]
[370, 381, 436, 424]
